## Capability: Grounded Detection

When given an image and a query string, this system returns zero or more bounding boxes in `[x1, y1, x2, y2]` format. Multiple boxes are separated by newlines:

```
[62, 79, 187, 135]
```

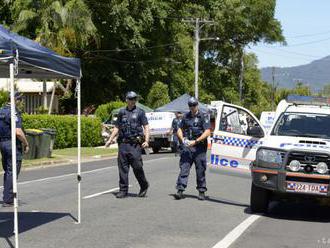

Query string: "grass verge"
[0, 147, 117, 171]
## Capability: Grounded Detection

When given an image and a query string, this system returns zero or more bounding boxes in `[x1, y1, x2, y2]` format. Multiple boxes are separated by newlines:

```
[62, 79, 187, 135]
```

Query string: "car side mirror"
[247, 126, 264, 138]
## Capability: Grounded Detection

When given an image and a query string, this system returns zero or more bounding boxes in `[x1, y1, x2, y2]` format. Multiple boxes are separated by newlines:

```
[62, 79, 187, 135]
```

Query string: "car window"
[219, 105, 262, 137]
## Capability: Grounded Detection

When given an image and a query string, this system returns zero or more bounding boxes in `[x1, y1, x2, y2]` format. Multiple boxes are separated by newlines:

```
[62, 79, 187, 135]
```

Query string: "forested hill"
[261, 56, 330, 90]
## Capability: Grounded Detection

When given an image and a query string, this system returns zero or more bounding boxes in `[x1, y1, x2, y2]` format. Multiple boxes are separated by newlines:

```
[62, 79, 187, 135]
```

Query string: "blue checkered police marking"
[320, 185, 328, 192]
[213, 135, 263, 149]
[287, 182, 296, 190]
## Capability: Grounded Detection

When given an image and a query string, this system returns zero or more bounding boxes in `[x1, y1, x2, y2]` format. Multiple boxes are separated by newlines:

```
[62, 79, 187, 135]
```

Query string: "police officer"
[168, 111, 183, 154]
[174, 97, 211, 200]
[0, 92, 29, 207]
[105, 91, 150, 198]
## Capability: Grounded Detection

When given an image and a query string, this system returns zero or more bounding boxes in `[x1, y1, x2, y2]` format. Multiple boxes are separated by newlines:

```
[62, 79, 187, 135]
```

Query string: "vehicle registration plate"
[286, 181, 328, 195]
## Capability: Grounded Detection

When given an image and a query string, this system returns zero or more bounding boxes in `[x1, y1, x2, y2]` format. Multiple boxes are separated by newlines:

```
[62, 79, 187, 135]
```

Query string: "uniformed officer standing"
[0, 92, 29, 207]
[105, 91, 150, 198]
[174, 97, 211, 200]
[168, 111, 183, 154]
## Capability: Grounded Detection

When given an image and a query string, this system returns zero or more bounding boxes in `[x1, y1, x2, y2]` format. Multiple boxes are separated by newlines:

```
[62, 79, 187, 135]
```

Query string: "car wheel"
[152, 147, 160, 154]
[250, 183, 269, 213]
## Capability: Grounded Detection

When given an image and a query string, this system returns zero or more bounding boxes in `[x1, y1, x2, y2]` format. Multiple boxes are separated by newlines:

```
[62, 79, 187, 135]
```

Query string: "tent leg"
[77, 79, 81, 224]
[10, 63, 19, 247]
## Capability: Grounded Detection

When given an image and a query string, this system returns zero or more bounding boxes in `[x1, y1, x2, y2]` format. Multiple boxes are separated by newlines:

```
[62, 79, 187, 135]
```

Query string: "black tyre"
[171, 145, 177, 153]
[250, 183, 269, 213]
[152, 146, 160, 153]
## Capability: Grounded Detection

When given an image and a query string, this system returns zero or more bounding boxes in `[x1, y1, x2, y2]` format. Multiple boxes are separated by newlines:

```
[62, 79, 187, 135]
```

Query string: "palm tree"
[11, 0, 98, 56]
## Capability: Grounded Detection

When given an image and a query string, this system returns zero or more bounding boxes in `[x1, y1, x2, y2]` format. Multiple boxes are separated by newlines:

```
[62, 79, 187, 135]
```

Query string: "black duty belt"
[120, 136, 144, 144]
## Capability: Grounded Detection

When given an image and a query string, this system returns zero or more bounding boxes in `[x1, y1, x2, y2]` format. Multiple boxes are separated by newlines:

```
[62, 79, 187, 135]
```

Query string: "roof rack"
[286, 95, 330, 106]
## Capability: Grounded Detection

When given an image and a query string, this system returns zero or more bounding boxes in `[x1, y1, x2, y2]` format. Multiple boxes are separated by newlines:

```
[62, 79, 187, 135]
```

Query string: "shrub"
[22, 114, 103, 149]
[146, 81, 170, 109]
[0, 90, 8, 107]
[95, 101, 126, 122]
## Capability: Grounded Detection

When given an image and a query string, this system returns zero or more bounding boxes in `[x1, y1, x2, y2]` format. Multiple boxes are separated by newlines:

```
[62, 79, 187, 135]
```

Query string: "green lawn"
[52, 147, 117, 157]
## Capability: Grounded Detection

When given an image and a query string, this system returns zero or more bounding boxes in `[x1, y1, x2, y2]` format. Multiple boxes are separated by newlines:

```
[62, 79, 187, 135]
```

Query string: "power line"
[287, 29, 330, 39]
[86, 42, 181, 53]
[88, 55, 182, 64]
[253, 48, 312, 61]
[261, 36, 330, 48]
[265, 47, 320, 58]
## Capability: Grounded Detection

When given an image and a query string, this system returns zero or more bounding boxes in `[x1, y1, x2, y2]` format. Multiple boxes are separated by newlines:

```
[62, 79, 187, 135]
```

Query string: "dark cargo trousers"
[176, 144, 207, 192]
[118, 143, 148, 193]
[1, 140, 22, 204]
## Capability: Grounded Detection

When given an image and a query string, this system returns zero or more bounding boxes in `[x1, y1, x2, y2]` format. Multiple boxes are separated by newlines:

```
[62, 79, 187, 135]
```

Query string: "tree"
[0, 0, 13, 26]
[274, 82, 311, 106]
[320, 84, 330, 97]
[146, 81, 170, 109]
[11, 0, 98, 56]
[6, 0, 285, 114]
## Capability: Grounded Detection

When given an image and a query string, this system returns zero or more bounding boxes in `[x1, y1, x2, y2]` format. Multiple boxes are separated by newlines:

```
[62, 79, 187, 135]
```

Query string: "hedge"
[22, 114, 103, 149]
[95, 101, 126, 122]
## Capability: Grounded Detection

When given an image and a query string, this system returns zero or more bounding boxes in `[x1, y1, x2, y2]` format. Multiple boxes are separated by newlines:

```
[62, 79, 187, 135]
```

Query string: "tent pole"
[10, 63, 19, 248]
[77, 79, 81, 224]
[48, 81, 56, 115]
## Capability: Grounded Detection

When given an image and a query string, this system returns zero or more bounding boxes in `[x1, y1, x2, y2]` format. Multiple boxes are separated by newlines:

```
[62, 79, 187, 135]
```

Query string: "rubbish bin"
[40, 128, 56, 158]
[23, 129, 43, 160]
[36, 130, 51, 159]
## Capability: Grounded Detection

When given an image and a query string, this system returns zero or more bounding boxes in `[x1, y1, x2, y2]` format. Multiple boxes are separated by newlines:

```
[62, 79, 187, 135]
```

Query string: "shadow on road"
[111, 192, 139, 198]
[0, 211, 75, 247]
[169, 193, 249, 208]
[244, 200, 330, 223]
[267, 200, 330, 222]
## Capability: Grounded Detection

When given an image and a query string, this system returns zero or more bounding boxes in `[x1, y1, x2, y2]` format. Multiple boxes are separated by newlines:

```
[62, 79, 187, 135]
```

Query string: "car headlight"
[288, 160, 301, 172]
[257, 148, 284, 168]
[316, 162, 328, 174]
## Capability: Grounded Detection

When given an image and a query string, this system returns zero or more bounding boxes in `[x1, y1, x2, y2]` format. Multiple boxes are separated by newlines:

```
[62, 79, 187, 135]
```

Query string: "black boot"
[138, 182, 149, 197]
[198, 191, 205, 201]
[116, 191, 128, 199]
[2, 202, 14, 207]
[174, 190, 184, 200]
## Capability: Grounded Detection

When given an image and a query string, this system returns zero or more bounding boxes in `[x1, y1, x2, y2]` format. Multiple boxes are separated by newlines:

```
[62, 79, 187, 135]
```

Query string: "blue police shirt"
[0, 104, 22, 139]
[171, 118, 182, 133]
[179, 111, 210, 141]
[115, 106, 148, 141]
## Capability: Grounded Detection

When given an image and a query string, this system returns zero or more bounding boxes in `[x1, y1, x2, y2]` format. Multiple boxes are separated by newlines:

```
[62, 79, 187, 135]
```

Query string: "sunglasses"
[188, 103, 198, 107]
[127, 97, 137, 101]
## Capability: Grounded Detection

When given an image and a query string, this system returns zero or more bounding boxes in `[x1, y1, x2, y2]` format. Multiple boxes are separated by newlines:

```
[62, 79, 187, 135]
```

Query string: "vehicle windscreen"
[272, 113, 330, 139]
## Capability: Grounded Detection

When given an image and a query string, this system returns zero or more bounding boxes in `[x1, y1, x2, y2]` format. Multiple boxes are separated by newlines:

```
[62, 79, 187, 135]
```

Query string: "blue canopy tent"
[155, 93, 210, 113]
[0, 25, 82, 247]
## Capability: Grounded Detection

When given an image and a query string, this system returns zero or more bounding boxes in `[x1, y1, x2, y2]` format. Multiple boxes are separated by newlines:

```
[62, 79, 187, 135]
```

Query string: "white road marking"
[211, 215, 261, 248]
[83, 185, 132, 199]
[0, 157, 169, 189]
[0, 219, 11, 224]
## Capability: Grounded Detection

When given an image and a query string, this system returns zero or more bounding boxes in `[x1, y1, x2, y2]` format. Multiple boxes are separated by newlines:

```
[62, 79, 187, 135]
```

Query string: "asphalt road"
[1, 152, 330, 248]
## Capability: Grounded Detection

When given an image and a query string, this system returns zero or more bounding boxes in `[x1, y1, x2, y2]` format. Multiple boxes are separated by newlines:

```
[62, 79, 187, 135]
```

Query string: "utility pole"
[183, 18, 215, 99]
[194, 18, 200, 100]
[238, 48, 244, 102]
[272, 66, 275, 110]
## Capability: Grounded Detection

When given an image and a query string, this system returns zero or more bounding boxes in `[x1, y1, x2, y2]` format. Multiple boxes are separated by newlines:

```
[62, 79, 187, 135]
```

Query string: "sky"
[248, 0, 330, 68]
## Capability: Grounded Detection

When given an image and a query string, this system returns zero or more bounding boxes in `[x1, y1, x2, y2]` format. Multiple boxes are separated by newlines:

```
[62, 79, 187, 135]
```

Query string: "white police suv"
[209, 95, 330, 213]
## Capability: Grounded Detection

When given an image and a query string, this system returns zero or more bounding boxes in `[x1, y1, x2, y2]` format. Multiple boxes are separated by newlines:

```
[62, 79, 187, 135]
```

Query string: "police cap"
[126, 91, 138, 100]
[188, 97, 198, 107]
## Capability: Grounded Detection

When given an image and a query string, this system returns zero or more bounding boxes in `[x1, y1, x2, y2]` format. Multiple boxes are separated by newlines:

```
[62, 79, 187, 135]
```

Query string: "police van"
[146, 112, 176, 153]
[209, 95, 330, 213]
